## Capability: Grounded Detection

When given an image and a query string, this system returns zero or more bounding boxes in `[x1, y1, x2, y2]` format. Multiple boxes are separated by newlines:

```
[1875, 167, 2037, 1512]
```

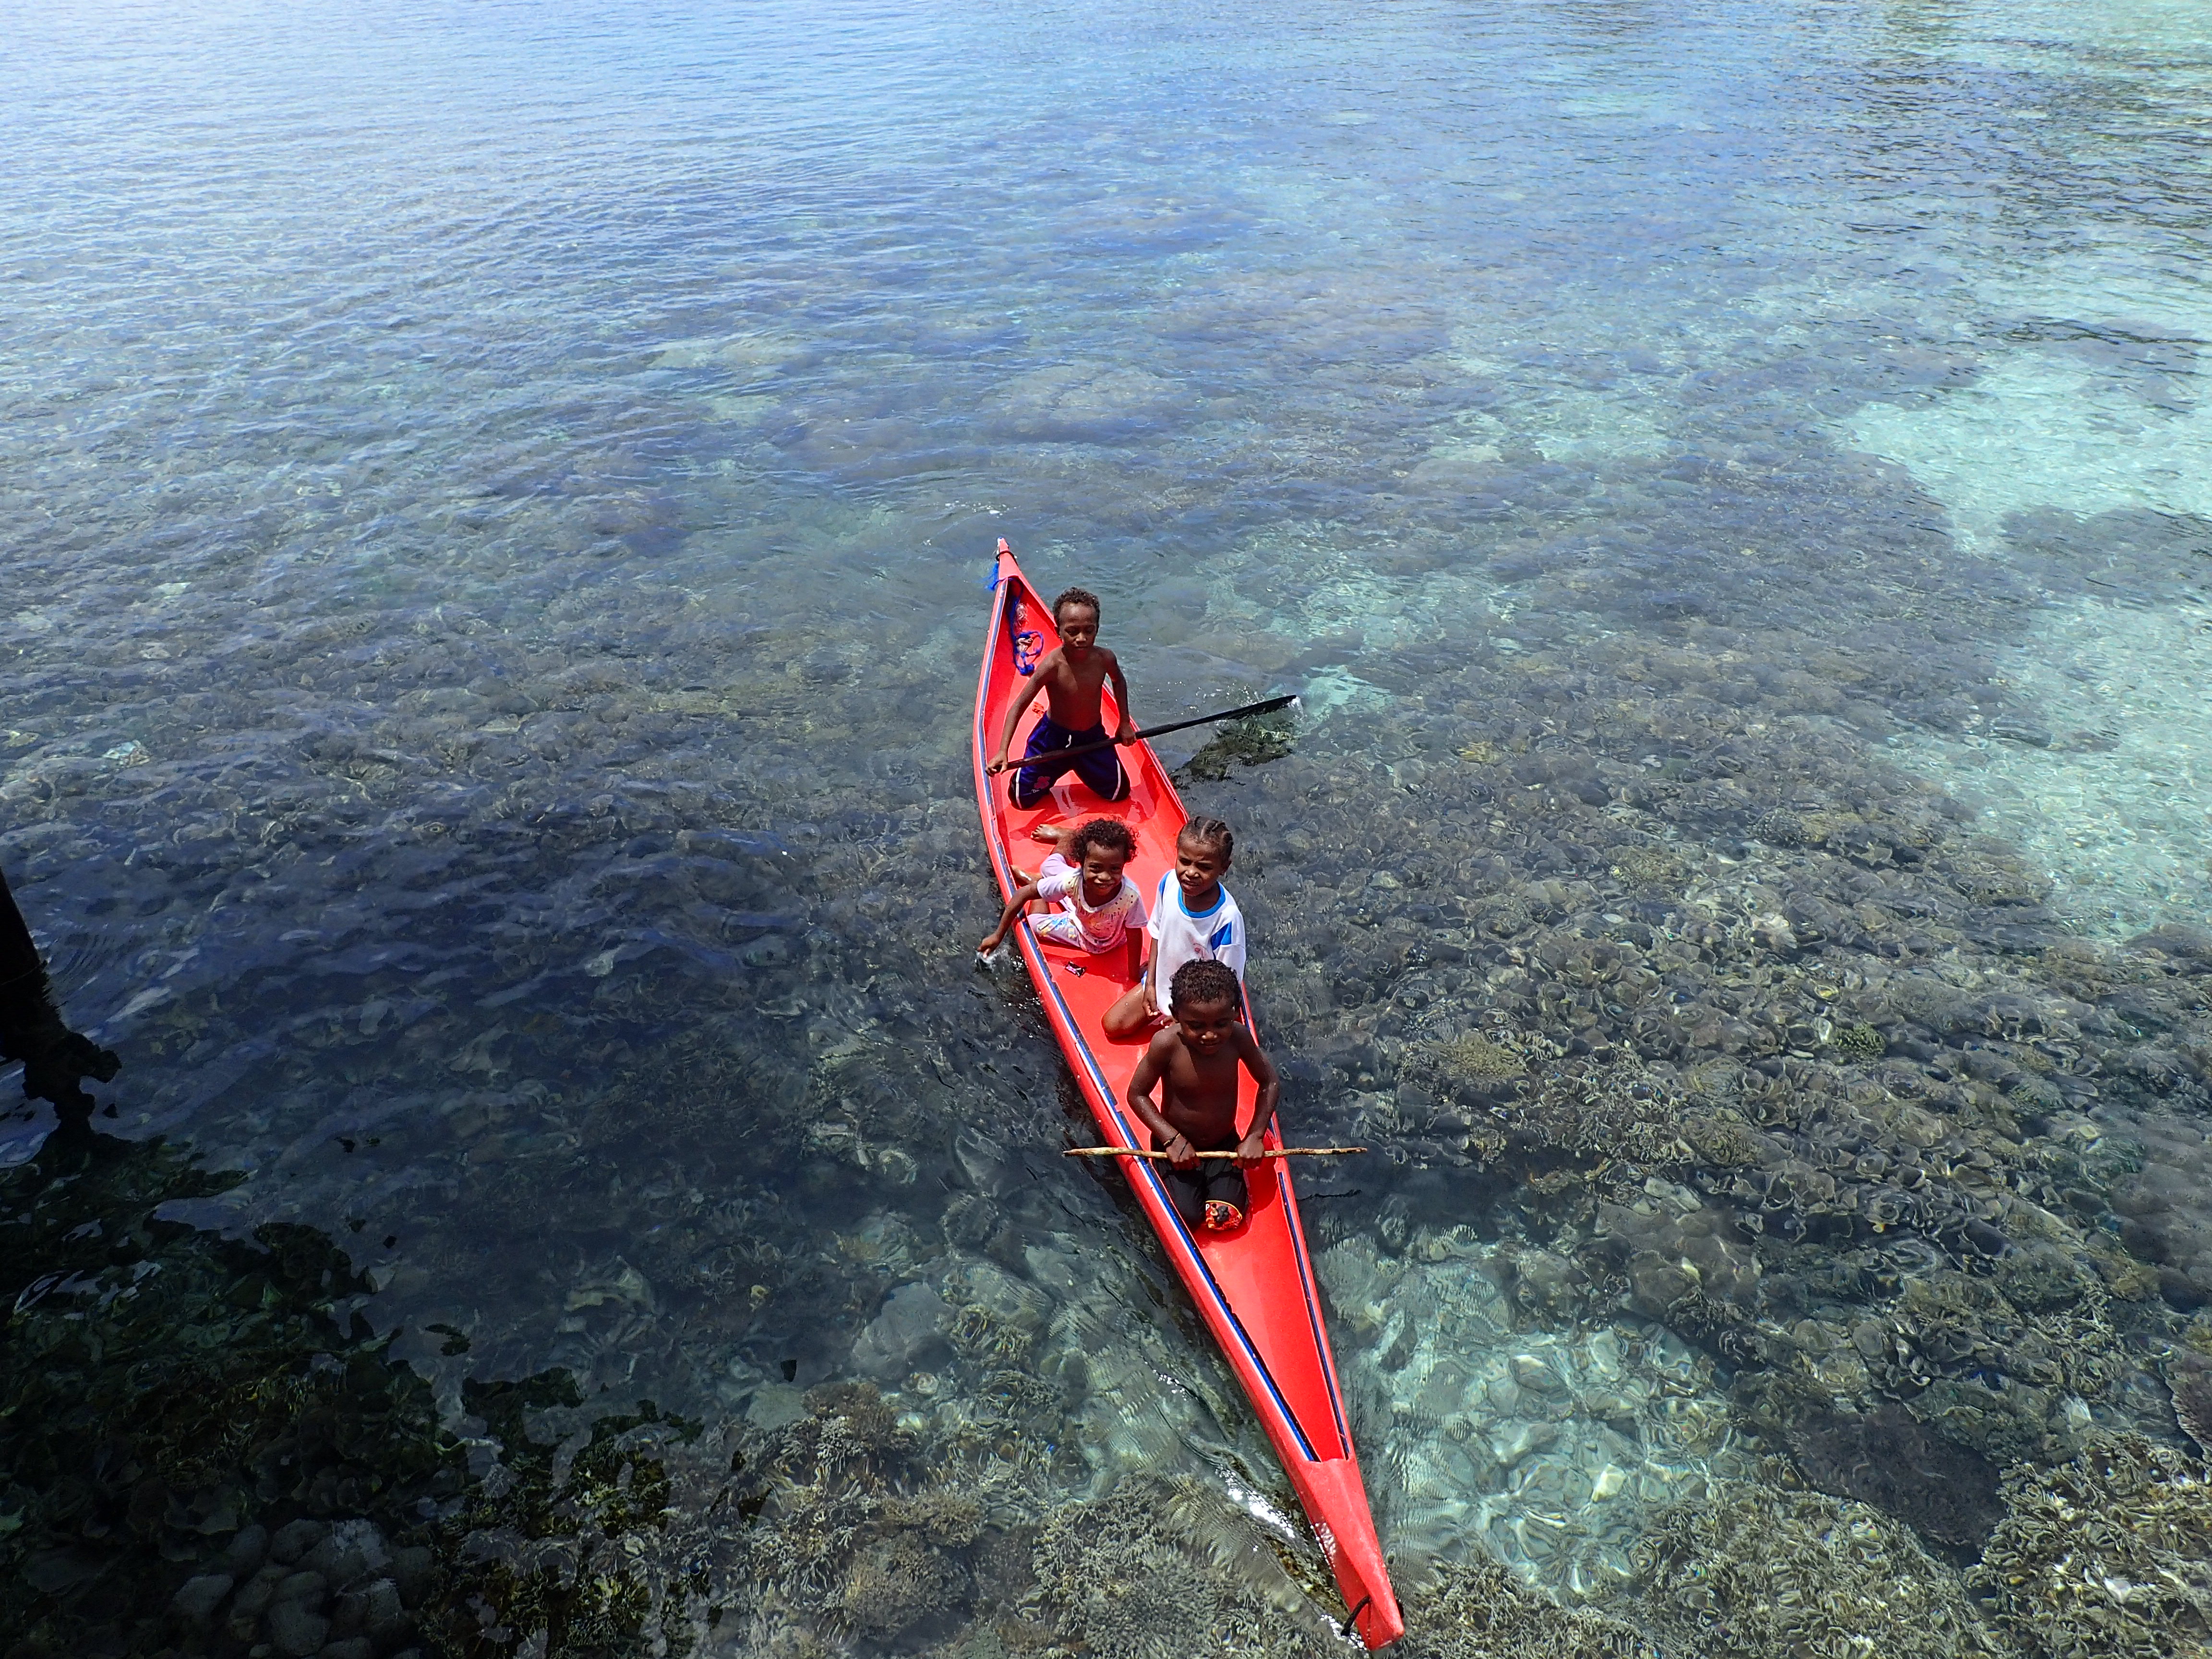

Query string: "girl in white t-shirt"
[979, 818, 1146, 958]
[1103, 816, 1245, 1041]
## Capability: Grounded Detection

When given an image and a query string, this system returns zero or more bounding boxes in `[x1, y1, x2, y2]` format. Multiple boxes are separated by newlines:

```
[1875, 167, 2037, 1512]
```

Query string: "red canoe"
[971, 540, 1404, 1649]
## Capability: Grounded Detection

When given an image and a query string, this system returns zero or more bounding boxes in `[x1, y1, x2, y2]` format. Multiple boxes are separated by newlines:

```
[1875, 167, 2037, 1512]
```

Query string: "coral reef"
[1224, 588, 2212, 1592]
[1177, 705, 1300, 785]
[0, 1134, 466, 1659]
[1392, 1553, 1652, 1658]
[1027, 1474, 1339, 1659]
[1973, 1433, 2212, 1659]
[15, 538, 2212, 1649]
[688, 1382, 1046, 1651]
[0, 1130, 846, 1659]
[420, 1370, 702, 1658]
[1637, 1475, 2009, 1659]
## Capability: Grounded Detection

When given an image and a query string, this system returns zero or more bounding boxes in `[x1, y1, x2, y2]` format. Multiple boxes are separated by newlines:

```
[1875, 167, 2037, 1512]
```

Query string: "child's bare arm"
[1105, 650, 1137, 743]
[1125, 1033, 1194, 1164]
[979, 879, 1045, 952]
[1234, 1028, 1281, 1160]
[990, 649, 1057, 771]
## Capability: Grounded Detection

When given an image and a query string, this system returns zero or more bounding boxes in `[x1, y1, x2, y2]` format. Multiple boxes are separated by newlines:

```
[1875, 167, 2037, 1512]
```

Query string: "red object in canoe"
[971, 540, 1404, 1649]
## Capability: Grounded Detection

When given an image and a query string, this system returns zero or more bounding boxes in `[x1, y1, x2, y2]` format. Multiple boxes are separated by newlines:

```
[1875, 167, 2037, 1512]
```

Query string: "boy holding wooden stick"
[1123, 959, 1279, 1232]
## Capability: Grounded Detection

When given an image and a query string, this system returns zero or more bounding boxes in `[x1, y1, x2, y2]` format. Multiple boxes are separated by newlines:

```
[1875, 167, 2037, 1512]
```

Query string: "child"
[1015, 817, 1104, 886]
[979, 817, 1146, 962]
[1103, 816, 1244, 1041]
[1124, 959, 1280, 1232]
[986, 587, 1138, 807]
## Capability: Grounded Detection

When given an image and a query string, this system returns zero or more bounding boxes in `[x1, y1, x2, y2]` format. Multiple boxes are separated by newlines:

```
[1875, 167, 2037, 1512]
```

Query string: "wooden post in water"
[0, 864, 119, 1127]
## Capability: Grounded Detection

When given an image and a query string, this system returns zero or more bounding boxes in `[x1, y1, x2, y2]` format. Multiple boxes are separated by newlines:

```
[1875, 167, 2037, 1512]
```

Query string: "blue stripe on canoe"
[1280, 1166, 1352, 1457]
[974, 568, 1324, 1468]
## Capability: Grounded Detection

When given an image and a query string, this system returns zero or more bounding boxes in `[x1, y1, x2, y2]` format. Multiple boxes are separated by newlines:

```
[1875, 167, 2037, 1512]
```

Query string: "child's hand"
[978, 928, 1006, 954]
[1114, 719, 1138, 744]
[986, 753, 1011, 775]
[1161, 1132, 1197, 1168]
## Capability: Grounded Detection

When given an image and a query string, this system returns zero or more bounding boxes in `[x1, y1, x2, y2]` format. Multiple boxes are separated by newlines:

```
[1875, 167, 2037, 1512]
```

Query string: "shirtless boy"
[1123, 959, 1280, 1232]
[986, 587, 1137, 807]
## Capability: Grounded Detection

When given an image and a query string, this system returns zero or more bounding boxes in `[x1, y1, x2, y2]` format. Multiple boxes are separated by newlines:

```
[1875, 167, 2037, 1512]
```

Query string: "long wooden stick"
[1064, 1145, 1366, 1160]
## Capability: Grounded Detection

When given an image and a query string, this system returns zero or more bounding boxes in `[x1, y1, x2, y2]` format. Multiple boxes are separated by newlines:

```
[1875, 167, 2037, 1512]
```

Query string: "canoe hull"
[971, 542, 1403, 1648]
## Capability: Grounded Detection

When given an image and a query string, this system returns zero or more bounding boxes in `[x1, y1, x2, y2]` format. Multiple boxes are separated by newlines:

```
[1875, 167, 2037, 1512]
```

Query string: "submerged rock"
[1179, 706, 1298, 783]
[2170, 1351, 2212, 1456]
[1784, 1401, 2002, 1549]
[168, 1571, 234, 1623]
[223, 1523, 270, 1576]
[269, 1518, 327, 1565]
[852, 1282, 952, 1380]
[265, 1596, 331, 1657]
[2108, 1105, 2212, 1310]
[232, 1563, 289, 1620]
[2125, 923, 2212, 966]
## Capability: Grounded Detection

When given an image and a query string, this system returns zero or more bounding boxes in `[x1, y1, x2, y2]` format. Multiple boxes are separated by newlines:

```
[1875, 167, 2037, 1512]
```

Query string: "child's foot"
[1010, 866, 1034, 886]
[1202, 1200, 1244, 1232]
[1029, 823, 1070, 847]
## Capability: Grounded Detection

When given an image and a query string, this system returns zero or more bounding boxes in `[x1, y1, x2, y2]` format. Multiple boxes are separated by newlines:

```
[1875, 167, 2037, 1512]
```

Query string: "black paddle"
[986, 693, 1298, 773]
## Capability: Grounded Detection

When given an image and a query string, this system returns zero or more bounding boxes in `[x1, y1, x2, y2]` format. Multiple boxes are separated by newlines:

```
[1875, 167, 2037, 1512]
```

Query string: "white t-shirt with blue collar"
[1149, 875, 1247, 1016]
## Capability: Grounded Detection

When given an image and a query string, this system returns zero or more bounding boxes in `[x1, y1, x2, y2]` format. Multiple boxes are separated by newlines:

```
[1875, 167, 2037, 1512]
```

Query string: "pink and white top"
[1034, 853, 1146, 953]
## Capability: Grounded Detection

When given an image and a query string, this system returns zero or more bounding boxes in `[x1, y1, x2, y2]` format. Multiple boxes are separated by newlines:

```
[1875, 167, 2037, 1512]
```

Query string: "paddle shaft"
[1065, 1145, 1365, 1160]
[991, 694, 1296, 771]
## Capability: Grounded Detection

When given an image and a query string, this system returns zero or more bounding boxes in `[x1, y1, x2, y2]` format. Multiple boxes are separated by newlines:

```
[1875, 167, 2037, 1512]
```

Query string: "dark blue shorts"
[1152, 1130, 1247, 1228]
[1011, 715, 1131, 807]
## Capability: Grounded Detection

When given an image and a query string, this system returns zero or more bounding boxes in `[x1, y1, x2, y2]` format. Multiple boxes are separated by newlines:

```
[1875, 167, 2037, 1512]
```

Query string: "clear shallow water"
[5, 0, 2212, 1654]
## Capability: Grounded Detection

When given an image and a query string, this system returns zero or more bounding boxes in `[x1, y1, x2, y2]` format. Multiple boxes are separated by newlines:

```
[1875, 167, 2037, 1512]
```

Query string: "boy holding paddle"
[1124, 959, 1280, 1232]
[986, 586, 1137, 807]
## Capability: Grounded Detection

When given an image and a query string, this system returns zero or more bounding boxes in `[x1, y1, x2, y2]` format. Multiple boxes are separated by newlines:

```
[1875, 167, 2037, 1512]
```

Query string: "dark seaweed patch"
[1784, 1401, 2003, 1550]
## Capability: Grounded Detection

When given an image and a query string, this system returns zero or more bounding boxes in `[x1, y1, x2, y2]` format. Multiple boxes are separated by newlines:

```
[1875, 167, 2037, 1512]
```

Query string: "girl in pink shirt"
[979, 818, 1147, 956]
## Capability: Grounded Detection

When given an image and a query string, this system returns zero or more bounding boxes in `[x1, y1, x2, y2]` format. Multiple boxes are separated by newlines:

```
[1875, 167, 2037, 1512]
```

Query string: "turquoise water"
[6, 1, 2212, 1654]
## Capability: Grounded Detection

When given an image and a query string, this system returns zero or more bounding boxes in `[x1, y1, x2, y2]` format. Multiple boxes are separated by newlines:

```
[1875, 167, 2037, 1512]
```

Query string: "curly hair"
[1068, 817, 1136, 863]
[1170, 958, 1242, 1013]
[1178, 816, 1234, 862]
[1052, 587, 1102, 623]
